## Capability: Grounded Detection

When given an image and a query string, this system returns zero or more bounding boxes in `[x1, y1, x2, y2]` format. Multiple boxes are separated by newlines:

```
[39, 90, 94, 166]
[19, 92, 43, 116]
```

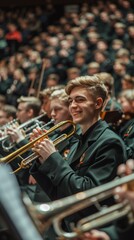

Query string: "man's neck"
[81, 117, 100, 134]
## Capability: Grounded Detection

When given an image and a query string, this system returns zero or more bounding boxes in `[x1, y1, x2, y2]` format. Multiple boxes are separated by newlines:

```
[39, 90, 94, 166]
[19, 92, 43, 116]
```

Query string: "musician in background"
[117, 89, 134, 159]
[39, 85, 65, 119]
[3, 96, 48, 203]
[16, 96, 42, 124]
[0, 104, 16, 127]
[30, 75, 127, 239]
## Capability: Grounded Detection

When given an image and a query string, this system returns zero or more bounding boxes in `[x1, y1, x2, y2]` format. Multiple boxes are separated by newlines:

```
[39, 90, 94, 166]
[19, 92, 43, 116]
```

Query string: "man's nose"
[51, 109, 56, 116]
[70, 99, 78, 107]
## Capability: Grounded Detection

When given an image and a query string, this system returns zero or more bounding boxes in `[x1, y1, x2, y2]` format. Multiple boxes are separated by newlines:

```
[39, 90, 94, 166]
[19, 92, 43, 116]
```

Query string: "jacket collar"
[68, 120, 109, 165]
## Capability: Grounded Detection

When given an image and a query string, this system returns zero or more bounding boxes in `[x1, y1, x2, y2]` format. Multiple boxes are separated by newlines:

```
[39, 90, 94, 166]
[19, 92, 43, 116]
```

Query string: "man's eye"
[76, 97, 85, 102]
[68, 99, 73, 104]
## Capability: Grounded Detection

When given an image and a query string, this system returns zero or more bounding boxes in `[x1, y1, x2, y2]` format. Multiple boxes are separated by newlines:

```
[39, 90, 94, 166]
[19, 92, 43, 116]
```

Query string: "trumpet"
[0, 120, 76, 172]
[25, 173, 134, 239]
[0, 113, 49, 152]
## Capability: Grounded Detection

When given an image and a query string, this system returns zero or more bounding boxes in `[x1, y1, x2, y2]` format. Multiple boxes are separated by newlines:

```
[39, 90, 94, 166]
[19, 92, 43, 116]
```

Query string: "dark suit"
[30, 119, 127, 238]
[118, 118, 134, 159]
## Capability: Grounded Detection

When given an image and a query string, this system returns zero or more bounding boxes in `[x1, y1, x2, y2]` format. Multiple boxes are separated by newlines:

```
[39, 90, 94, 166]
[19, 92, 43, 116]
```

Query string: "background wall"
[0, 0, 82, 7]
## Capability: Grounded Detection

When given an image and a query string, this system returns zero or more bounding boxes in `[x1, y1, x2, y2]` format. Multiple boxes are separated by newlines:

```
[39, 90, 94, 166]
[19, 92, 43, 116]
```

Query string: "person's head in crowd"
[60, 39, 71, 50]
[65, 75, 108, 133]
[85, 13, 95, 23]
[6, 23, 19, 33]
[128, 26, 134, 39]
[126, 12, 134, 26]
[0, 104, 16, 126]
[29, 50, 41, 64]
[93, 50, 108, 64]
[113, 61, 126, 76]
[96, 40, 108, 52]
[99, 11, 110, 23]
[87, 26, 98, 34]
[76, 40, 88, 52]
[50, 88, 72, 130]
[95, 72, 114, 97]
[67, 67, 80, 82]
[13, 68, 26, 83]
[108, 2, 117, 13]
[74, 52, 86, 68]
[119, 0, 131, 10]
[47, 36, 59, 48]
[80, 2, 89, 14]
[111, 39, 124, 51]
[59, 17, 68, 26]
[39, 85, 65, 118]
[118, 89, 134, 115]
[114, 9, 123, 20]
[79, 18, 88, 31]
[87, 62, 100, 75]
[15, 53, 25, 68]
[116, 48, 130, 63]
[87, 32, 100, 45]
[65, 34, 75, 47]
[121, 74, 134, 91]
[16, 96, 41, 123]
[114, 22, 126, 36]
[46, 47, 56, 58]
[70, 27, 81, 40]
[45, 73, 60, 88]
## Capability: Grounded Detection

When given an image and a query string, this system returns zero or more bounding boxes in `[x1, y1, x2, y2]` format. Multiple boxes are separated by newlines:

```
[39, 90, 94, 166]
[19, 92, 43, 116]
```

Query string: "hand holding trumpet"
[114, 159, 134, 212]
[30, 127, 57, 164]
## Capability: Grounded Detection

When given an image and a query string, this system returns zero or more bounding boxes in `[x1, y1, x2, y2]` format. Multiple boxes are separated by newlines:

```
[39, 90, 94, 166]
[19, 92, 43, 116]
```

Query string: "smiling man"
[30, 75, 127, 239]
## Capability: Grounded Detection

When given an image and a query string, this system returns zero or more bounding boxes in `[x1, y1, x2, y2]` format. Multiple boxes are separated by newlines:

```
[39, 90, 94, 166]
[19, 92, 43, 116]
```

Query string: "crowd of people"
[0, 0, 133, 107]
[0, 0, 134, 240]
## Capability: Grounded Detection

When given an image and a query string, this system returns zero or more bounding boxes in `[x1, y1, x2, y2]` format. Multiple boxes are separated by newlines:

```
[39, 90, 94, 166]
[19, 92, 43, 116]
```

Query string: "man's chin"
[73, 118, 81, 124]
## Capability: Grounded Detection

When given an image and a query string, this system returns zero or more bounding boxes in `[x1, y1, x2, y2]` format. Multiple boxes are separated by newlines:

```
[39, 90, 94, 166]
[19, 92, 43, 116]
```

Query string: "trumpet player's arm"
[30, 135, 126, 199]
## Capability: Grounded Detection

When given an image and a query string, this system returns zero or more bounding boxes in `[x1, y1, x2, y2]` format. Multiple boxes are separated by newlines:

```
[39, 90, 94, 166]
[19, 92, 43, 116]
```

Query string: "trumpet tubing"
[0, 113, 48, 151]
[0, 120, 76, 171]
[25, 173, 134, 239]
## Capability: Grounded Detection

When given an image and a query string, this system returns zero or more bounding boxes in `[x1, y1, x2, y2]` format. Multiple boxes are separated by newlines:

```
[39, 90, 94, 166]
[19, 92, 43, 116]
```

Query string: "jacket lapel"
[68, 120, 109, 165]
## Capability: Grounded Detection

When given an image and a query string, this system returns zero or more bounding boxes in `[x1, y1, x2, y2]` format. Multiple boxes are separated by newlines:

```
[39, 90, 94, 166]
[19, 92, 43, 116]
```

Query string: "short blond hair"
[118, 89, 134, 102]
[51, 89, 69, 106]
[65, 75, 108, 103]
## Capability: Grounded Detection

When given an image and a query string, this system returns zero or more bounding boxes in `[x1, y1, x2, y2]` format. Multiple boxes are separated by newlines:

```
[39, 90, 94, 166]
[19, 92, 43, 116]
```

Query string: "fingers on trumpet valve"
[30, 127, 48, 141]
[117, 159, 134, 177]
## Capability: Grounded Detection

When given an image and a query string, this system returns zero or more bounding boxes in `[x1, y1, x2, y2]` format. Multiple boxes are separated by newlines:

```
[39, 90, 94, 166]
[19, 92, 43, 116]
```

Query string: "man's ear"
[28, 108, 34, 117]
[95, 97, 103, 109]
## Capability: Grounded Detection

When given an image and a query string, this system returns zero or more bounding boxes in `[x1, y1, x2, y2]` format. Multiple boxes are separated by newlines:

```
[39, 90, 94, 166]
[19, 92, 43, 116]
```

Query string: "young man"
[30, 75, 127, 239]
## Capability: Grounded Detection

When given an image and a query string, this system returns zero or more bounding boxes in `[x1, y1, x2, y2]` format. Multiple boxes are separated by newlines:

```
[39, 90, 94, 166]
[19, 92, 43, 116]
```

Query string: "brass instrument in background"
[25, 173, 134, 239]
[0, 120, 76, 172]
[0, 113, 49, 152]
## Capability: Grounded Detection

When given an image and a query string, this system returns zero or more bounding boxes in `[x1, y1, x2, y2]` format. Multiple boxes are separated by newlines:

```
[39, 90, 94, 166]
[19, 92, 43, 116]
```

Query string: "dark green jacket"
[118, 118, 134, 159]
[30, 120, 126, 232]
